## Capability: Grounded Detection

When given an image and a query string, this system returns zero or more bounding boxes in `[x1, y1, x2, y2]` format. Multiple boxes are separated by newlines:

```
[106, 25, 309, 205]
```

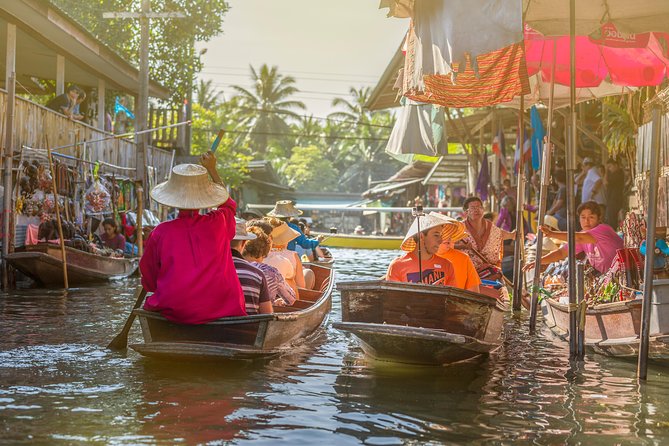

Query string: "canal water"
[2, 248, 669, 444]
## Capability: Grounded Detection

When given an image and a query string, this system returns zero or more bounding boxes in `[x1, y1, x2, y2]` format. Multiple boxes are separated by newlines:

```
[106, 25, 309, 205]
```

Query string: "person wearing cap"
[433, 213, 481, 292]
[242, 226, 297, 306]
[265, 218, 316, 293]
[386, 214, 458, 286]
[267, 200, 324, 260]
[230, 218, 273, 315]
[140, 151, 246, 324]
[578, 157, 605, 208]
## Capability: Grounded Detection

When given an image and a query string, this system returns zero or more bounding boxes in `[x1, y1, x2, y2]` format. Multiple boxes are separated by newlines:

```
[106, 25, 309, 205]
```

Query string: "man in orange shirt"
[432, 212, 481, 292]
[386, 213, 457, 286]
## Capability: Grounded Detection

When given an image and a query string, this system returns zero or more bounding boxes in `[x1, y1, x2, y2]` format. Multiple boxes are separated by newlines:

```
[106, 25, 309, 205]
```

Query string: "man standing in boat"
[385, 213, 457, 286]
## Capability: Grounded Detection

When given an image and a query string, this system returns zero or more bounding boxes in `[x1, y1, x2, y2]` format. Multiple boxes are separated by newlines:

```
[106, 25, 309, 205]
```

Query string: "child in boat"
[140, 152, 246, 324]
[432, 212, 481, 292]
[242, 225, 297, 306]
[525, 201, 623, 274]
[230, 218, 273, 315]
[100, 218, 126, 252]
[385, 213, 458, 286]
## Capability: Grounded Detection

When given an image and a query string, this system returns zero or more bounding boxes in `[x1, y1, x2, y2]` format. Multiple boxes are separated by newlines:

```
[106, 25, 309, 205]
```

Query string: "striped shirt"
[232, 250, 271, 315]
[253, 262, 297, 305]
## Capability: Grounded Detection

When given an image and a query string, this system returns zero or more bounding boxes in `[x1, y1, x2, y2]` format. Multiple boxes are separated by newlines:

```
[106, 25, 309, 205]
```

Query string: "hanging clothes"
[404, 22, 530, 108]
[529, 106, 545, 171]
[385, 100, 448, 161]
[408, 0, 523, 91]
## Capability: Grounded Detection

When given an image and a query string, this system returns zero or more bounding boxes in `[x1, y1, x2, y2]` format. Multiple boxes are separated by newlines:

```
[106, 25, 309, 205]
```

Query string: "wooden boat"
[6, 243, 138, 286]
[312, 231, 402, 250]
[334, 280, 507, 365]
[305, 247, 335, 267]
[541, 297, 669, 359]
[130, 264, 334, 361]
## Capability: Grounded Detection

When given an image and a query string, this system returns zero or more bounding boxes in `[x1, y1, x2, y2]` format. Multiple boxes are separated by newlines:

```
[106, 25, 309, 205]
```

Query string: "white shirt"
[582, 168, 605, 204]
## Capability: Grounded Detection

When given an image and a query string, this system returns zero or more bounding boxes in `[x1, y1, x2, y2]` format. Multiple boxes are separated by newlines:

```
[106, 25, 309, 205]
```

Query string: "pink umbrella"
[524, 23, 669, 87]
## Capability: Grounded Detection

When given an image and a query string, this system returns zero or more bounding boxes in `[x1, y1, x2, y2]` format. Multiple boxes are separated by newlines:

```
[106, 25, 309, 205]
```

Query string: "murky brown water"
[2, 248, 669, 444]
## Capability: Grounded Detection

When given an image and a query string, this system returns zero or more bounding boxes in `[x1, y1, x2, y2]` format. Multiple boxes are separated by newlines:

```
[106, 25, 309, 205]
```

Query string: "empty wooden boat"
[334, 280, 507, 365]
[130, 264, 334, 361]
[6, 243, 138, 286]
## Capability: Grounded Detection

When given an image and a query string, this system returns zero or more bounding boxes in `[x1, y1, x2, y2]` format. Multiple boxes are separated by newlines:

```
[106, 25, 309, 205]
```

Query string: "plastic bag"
[85, 179, 111, 214]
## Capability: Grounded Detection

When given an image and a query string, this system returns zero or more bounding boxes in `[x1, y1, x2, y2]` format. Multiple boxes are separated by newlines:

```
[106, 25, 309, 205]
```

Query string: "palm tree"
[293, 115, 324, 147]
[195, 79, 223, 109]
[231, 64, 306, 156]
[328, 87, 396, 191]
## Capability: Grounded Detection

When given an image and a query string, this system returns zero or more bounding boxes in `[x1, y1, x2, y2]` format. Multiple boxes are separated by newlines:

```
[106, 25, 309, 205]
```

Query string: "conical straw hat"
[271, 222, 301, 246]
[266, 200, 303, 218]
[401, 213, 448, 251]
[428, 212, 467, 242]
[233, 217, 257, 241]
[150, 164, 229, 209]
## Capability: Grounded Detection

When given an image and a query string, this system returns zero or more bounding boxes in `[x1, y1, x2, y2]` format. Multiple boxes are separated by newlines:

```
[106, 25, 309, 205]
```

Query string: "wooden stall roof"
[0, 0, 169, 98]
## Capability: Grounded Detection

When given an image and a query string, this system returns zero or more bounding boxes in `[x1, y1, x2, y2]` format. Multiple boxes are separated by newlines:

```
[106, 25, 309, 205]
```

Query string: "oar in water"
[107, 286, 147, 350]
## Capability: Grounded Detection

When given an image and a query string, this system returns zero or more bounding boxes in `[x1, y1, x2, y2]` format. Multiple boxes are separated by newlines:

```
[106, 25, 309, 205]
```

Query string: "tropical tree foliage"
[283, 146, 339, 191]
[51, 0, 229, 102]
[231, 64, 306, 156]
[195, 79, 224, 109]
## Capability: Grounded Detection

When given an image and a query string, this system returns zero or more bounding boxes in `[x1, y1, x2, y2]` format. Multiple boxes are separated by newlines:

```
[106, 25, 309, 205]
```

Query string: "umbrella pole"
[567, 0, 579, 360]
[529, 41, 557, 332]
[512, 96, 526, 311]
[638, 104, 662, 381]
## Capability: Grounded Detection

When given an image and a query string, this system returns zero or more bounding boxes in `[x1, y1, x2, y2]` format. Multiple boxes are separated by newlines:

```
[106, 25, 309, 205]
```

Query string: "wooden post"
[46, 138, 69, 289]
[136, 184, 144, 257]
[2, 24, 16, 289]
[638, 105, 662, 380]
[512, 96, 526, 311]
[97, 79, 106, 131]
[56, 55, 65, 95]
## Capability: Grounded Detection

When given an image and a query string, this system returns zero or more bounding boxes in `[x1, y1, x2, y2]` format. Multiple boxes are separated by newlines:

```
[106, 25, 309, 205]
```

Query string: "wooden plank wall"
[0, 90, 174, 181]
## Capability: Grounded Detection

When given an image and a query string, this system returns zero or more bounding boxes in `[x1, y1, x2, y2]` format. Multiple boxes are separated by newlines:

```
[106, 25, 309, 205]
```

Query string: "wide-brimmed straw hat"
[233, 217, 257, 241]
[150, 164, 229, 209]
[401, 214, 447, 252]
[428, 212, 467, 242]
[271, 222, 300, 246]
[266, 200, 303, 218]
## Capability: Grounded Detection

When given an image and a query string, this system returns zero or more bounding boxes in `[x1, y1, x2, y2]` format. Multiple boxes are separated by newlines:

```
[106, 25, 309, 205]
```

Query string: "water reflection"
[1, 248, 669, 443]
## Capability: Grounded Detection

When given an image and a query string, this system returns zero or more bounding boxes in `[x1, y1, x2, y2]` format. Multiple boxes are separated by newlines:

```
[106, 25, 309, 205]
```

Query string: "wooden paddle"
[107, 286, 147, 350]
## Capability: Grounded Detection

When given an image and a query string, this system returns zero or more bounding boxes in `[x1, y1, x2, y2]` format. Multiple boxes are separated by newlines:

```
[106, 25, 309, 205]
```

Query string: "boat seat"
[297, 288, 320, 302]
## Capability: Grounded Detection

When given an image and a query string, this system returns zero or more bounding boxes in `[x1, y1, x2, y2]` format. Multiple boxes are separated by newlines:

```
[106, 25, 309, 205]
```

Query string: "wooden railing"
[0, 90, 174, 181]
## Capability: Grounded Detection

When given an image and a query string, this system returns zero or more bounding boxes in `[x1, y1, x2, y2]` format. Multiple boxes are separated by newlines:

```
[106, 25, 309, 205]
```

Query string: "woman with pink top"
[525, 201, 623, 274]
[139, 152, 246, 324]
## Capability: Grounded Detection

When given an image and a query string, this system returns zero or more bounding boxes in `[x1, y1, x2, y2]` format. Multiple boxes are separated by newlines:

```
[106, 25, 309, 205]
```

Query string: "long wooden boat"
[541, 297, 669, 359]
[130, 264, 334, 361]
[334, 280, 507, 365]
[6, 243, 138, 286]
[312, 232, 402, 250]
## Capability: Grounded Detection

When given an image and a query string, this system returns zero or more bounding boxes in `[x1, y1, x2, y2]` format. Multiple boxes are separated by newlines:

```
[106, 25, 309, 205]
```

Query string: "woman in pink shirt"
[526, 201, 623, 274]
[139, 152, 246, 324]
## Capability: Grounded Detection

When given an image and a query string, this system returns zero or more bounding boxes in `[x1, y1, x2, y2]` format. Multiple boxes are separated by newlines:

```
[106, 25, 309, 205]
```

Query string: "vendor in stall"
[525, 201, 623, 274]
[100, 218, 126, 251]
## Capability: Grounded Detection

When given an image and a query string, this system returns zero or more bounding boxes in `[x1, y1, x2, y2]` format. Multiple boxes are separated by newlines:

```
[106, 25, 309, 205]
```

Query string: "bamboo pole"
[638, 105, 662, 380]
[46, 137, 69, 289]
[529, 41, 557, 332]
[136, 184, 144, 257]
[2, 72, 15, 290]
[512, 95, 526, 311]
[567, 0, 579, 359]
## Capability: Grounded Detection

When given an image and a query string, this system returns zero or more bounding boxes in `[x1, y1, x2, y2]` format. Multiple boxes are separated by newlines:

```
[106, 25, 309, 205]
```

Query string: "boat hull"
[313, 232, 402, 250]
[336, 280, 506, 365]
[130, 265, 334, 361]
[6, 243, 138, 286]
[541, 298, 669, 360]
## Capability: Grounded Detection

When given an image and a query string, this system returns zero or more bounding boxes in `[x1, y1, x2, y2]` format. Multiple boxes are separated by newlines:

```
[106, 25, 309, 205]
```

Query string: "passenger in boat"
[265, 218, 315, 294]
[432, 213, 481, 292]
[457, 197, 515, 279]
[386, 213, 457, 286]
[140, 152, 246, 324]
[525, 200, 624, 275]
[242, 226, 297, 306]
[230, 218, 273, 315]
[266, 200, 325, 261]
[100, 218, 126, 252]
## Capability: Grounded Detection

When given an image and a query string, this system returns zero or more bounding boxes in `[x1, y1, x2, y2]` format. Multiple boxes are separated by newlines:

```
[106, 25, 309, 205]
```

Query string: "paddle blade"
[107, 287, 147, 351]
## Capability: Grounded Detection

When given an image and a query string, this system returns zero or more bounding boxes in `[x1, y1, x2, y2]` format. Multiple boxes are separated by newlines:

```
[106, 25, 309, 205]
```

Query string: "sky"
[196, 0, 408, 117]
